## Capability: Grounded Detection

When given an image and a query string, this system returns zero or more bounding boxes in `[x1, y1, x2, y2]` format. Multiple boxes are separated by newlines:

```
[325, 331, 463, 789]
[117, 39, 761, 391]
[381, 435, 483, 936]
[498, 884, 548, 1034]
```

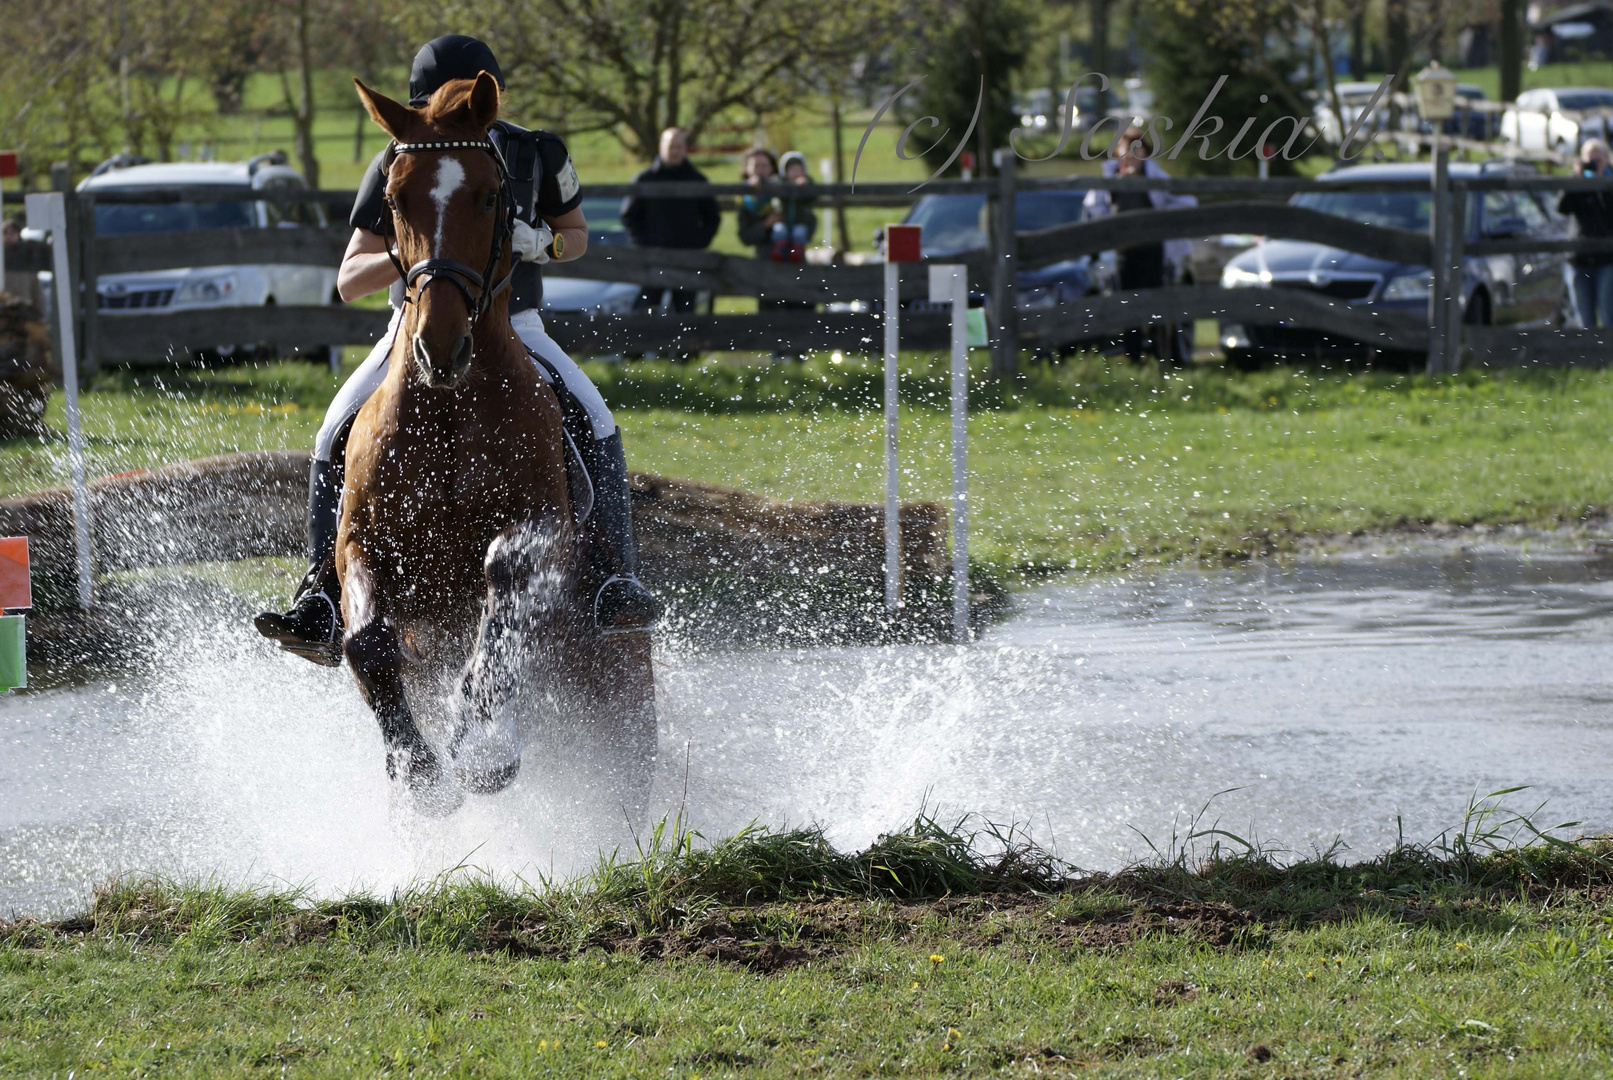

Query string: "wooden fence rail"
[10, 169, 1613, 375]
[1015, 202, 1432, 269]
[93, 308, 954, 362]
[1019, 285, 1430, 352]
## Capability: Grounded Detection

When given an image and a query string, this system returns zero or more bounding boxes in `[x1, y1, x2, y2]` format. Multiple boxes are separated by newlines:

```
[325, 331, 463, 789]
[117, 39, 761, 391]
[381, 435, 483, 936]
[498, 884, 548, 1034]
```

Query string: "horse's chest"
[367, 424, 540, 550]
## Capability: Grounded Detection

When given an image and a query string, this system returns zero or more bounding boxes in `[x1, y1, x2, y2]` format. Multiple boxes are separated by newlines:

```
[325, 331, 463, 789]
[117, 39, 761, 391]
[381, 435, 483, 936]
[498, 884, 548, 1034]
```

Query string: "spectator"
[1083, 126, 1196, 362]
[773, 151, 818, 262]
[1559, 138, 1613, 329]
[621, 126, 721, 314]
[736, 147, 782, 260]
[738, 149, 819, 263]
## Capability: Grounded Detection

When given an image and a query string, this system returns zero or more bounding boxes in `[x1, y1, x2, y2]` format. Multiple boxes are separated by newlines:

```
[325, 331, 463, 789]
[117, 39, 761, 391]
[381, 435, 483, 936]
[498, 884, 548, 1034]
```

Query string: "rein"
[383, 137, 516, 331]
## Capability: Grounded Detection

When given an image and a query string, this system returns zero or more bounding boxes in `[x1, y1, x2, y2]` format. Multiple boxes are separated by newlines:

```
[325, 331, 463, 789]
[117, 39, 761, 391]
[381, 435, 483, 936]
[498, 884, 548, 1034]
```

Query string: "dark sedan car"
[1220, 162, 1570, 361]
[540, 196, 642, 316]
[894, 190, 1118, 308]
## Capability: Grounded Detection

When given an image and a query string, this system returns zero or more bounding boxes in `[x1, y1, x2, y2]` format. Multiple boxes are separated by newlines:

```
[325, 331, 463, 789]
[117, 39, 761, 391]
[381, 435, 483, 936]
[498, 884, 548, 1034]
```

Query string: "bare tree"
[270, 0, 321, 187]
[409, 0, 882, 158]
[0, 0, 218, 176]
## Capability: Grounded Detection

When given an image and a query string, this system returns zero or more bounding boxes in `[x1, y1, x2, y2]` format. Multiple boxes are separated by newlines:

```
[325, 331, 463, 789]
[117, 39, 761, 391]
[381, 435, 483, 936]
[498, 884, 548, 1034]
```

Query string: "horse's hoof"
[387, 744, 465, 818]
[449, 718, 523, 795]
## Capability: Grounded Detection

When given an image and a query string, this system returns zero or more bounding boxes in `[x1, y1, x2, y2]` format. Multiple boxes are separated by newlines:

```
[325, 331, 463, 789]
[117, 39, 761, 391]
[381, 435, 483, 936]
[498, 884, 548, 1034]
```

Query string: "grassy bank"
[5, 356, 1613, 581]
[5, 808, 1613, 1077]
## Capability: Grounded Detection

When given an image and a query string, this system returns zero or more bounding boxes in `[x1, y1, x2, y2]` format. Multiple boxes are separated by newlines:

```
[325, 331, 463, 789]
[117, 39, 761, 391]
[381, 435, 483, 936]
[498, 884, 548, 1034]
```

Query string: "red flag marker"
[886, 224, 922, 263]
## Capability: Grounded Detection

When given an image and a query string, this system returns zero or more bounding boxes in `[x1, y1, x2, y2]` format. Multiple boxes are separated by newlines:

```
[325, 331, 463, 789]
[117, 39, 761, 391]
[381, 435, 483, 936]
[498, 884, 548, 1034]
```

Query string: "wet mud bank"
[1, 451, 1000, 654]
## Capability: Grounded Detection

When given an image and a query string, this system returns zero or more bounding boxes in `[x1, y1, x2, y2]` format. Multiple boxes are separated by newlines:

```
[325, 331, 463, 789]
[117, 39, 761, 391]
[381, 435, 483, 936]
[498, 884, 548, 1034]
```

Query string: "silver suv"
[81, 152, 339, 361]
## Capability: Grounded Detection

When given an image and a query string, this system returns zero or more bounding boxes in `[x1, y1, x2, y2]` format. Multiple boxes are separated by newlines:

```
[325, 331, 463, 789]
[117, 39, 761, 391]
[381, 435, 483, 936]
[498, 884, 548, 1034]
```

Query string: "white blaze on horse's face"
[428, 157, 467, 255]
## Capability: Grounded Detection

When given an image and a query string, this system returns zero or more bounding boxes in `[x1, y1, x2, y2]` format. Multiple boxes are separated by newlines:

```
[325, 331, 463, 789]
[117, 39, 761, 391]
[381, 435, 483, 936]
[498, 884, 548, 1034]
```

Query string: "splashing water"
[5, 546, 1613, 917]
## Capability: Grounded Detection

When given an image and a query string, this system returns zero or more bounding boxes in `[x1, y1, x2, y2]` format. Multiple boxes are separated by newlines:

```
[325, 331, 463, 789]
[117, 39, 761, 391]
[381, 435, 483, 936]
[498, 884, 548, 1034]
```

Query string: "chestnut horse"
[341, 73, 655, 817]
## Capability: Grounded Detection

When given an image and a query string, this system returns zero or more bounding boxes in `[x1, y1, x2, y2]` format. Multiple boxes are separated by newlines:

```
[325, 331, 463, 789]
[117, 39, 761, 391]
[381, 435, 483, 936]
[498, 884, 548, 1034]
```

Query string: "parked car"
[539, 196, 642, 316]
[1502, 87, 1613, 156]
[852, 190, 1197, 357]
[885, 190, 1159, 302]
[902, 190, 1122, 309]
[1313, 82, 1394, 145]
[1219, 161, 1571, 362]
[1446, 84, 1502, 141]
[80, 152, 339, 363]
[1013, 86, 1103, 134]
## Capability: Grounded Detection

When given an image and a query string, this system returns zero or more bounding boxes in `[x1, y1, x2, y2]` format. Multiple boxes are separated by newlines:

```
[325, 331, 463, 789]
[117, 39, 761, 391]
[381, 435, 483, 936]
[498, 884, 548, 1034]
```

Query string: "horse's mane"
[421, 76, 500, 127]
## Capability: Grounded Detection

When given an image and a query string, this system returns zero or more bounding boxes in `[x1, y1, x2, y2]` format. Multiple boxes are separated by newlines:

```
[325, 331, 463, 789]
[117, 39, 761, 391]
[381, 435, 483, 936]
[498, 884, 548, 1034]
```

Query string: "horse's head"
[355, 73, 507, 388]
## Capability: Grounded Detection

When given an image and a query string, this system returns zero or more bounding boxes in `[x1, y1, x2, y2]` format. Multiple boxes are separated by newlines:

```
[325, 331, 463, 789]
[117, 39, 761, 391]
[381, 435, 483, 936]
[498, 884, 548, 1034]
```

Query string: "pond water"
[4, 546, 1612, 918]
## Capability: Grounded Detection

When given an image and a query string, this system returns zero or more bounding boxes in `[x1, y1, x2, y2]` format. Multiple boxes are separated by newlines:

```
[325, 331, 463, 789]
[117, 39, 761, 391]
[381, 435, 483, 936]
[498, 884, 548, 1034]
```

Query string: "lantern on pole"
[1412, 61, 1458, 123]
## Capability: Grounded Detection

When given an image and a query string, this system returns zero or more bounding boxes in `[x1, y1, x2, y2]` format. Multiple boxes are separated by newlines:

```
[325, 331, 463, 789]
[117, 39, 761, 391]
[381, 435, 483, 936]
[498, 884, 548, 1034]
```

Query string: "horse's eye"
[384, 193, 398, 213]
[482, 191, 498, 212]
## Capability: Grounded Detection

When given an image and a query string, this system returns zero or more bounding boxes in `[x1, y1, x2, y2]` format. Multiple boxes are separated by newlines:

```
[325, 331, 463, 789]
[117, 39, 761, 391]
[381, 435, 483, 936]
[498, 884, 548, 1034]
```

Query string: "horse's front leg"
[450, 518, 570, 793]
[342, 554, 464, 817]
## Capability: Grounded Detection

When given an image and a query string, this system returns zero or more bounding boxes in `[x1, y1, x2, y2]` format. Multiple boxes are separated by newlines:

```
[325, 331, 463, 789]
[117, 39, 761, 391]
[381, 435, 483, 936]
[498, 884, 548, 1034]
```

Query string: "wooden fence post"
[77, 193, 98, 376]
[989, 150, 1019, 378]
[1426, 139, 1450, 375]
[1444, 184, 1467, 372]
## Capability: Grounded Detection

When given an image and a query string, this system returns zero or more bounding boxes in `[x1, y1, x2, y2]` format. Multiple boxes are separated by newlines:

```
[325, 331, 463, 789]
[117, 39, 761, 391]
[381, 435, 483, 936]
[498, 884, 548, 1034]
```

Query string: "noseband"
[383, 137, 516, 331]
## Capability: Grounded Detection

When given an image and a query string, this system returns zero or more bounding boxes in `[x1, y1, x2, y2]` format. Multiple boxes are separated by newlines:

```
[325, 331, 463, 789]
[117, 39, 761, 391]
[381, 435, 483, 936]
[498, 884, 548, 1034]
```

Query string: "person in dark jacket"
[1083, 126, 1196, 362]
[621, 127, 720, 313]
[1559, 138, 1613, 328]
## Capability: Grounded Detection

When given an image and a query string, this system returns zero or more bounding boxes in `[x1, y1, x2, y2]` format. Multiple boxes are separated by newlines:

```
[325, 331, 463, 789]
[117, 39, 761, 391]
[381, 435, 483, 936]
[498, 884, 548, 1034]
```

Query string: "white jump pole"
[931, 264, 969, 641]
[881, 225, 922, 613]
[26, 192, 93, 609]
[882, 258, 900, 611]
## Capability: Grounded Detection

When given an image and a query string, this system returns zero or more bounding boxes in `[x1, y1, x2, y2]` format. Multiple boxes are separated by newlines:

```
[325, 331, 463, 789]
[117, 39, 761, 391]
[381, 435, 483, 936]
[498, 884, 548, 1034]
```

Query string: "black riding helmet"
[408, 35, 504, 107]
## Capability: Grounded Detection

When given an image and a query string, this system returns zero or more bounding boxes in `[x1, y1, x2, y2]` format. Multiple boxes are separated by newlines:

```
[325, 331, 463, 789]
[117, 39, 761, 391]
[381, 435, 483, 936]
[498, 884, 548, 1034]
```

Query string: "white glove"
[511, 219, 553, 264]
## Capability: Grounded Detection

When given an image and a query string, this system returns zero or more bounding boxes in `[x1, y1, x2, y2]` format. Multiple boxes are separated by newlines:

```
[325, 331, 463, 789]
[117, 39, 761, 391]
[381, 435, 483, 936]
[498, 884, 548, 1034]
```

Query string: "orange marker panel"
[0, 537, 30, 611]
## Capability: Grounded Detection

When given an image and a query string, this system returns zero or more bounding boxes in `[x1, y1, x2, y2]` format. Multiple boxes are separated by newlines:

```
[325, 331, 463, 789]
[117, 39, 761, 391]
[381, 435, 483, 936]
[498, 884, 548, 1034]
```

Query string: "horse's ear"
[355, 78, 413, 141]
[467, 70, 500, 131]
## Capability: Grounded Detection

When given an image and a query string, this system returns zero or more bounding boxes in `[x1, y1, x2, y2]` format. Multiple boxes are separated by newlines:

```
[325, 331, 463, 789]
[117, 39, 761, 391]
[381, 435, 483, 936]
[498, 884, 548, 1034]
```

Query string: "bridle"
[382, 136, 516, 331]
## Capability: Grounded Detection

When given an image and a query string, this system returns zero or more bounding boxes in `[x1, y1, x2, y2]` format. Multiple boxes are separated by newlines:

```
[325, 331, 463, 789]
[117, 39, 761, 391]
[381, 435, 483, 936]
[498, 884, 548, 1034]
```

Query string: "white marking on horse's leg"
[429, 157, 467, 255]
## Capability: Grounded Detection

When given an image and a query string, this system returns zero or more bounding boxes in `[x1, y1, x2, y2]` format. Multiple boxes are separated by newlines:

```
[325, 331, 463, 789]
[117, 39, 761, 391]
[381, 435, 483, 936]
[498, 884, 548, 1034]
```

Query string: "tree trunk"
[831, 97, 849, 257]
[1499, 0, 1523, 103]
[292, 0, 319, 189]
[1089, 0, 1110, 118]
[666, 3, 682, 133]
[1386, 0, 1409, 92]
[1350, 8, 1366, 80]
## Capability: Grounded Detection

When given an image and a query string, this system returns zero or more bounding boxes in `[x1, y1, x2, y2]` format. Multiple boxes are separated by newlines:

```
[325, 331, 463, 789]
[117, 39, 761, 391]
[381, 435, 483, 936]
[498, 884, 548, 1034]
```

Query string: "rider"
[254, 34, 659, 663]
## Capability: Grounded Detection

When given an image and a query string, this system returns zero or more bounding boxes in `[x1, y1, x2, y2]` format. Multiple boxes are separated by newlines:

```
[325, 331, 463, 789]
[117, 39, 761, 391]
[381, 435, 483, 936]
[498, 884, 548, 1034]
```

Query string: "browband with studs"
[391, 139, 496, 153]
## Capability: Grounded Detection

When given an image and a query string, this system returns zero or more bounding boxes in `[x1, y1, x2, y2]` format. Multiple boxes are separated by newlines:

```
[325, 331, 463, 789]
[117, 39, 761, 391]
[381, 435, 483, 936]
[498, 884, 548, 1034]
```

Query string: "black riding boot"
[253, 457, 344, 665]
[582, 430, 660, 633]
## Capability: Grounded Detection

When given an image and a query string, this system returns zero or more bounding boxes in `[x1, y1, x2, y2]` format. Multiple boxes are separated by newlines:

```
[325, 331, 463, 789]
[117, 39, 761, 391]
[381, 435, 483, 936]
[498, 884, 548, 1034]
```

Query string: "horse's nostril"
[412, 334, 432, 373]
[454, 334, 473, 371]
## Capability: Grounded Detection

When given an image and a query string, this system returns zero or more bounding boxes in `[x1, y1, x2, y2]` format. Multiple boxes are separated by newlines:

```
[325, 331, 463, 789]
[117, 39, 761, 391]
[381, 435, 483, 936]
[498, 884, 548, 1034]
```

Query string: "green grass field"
[5, 810, 1613, 1078]
[6, 355, 1613, 580]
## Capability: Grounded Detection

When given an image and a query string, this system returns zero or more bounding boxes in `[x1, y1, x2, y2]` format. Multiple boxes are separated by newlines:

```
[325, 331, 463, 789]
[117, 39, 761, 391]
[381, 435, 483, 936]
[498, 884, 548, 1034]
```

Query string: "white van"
[1502, 88, 1613, 156]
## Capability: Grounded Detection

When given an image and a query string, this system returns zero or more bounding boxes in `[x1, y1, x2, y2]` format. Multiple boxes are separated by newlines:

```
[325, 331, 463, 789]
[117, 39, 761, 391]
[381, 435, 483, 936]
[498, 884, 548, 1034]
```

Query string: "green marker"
[0, 614, 23, 691]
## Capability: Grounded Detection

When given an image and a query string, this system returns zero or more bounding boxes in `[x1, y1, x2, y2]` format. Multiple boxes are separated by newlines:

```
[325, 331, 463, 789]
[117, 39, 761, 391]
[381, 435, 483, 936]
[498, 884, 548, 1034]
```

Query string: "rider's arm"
[337, 228, 399, 302]
[540, 206, 588, 263]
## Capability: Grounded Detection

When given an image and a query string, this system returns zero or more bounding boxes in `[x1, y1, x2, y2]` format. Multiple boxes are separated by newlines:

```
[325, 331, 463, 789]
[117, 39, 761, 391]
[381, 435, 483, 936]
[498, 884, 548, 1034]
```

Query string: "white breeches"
[313, 307, 616, 461]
